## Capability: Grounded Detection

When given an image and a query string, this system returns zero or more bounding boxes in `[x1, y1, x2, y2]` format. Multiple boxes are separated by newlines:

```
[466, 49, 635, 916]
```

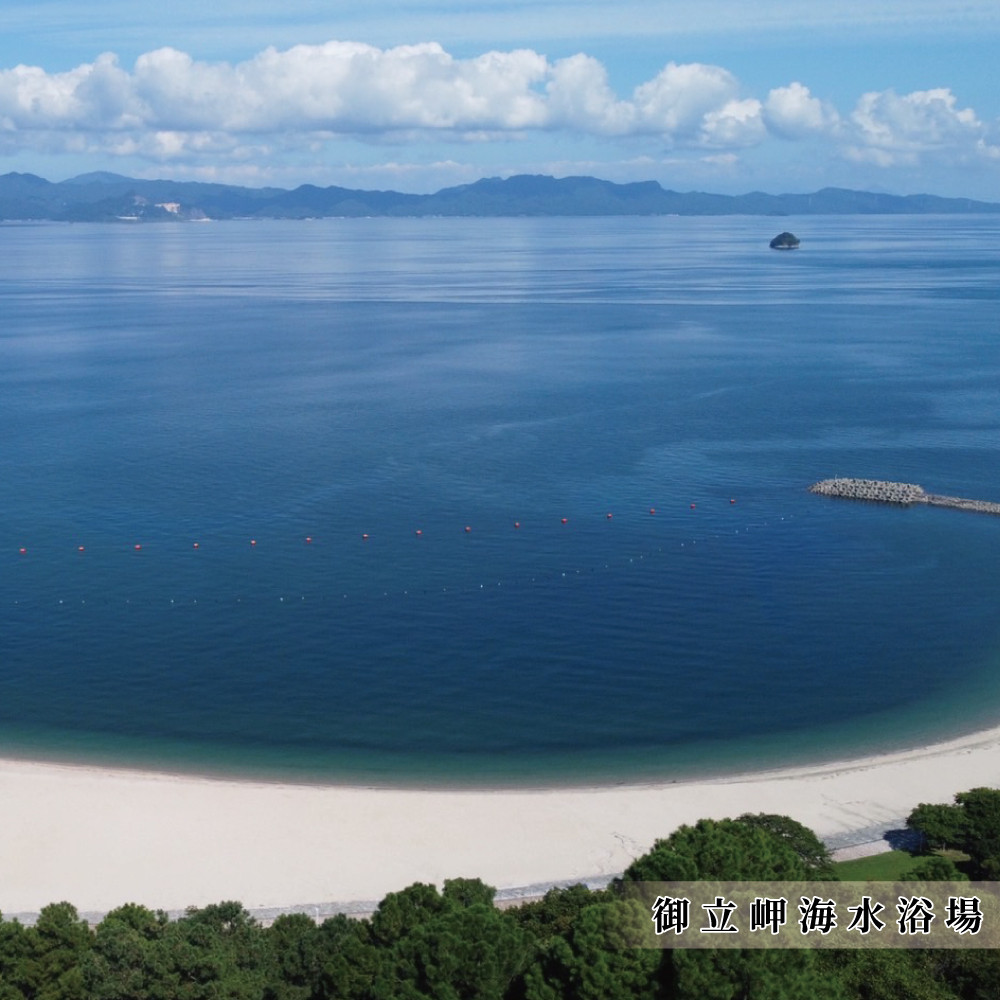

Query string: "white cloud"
[219, 41, 552, 132]
[545, 53, 634, 133]
[0, 42, 774, 159]
[846, 87, 988, 166]
[764, 82, 840, 138]
[631, 62, 739, 138]
[0, 53, 139, 130]
[699, 98, 766, 148]
[3, 38, 999, 193]
[1, 42, 555, 138]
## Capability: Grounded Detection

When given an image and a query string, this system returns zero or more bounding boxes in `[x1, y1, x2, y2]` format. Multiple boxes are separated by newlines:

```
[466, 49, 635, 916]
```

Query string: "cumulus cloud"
[1, 42, 554, 141]
[699, 98, 766, 148]
[123, 42, 553, 133]
[2, 39, 997, 183]
[0, 41, 770, 160]
[846, 87, 986, 165]
[764, 82, 840, 138]
[0, 53, 140, 131]
[631, 62, 740, 138]
[545, 53, 634, 134]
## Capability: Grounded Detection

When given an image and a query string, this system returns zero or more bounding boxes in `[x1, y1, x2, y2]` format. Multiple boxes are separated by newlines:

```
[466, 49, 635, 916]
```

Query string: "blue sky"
[1, 0, 998, 197]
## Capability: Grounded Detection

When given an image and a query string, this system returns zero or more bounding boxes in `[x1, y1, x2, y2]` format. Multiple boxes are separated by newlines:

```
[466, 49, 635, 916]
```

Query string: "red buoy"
[415, 529, 423, 536]
[464, 526, 471, 533]
[649, 508, 656, 515]
[606, 512, 613, 519]
[362, 533, 369, 540]
[513, 521, 521, 529]
[561, 517, 568, 524]
[730, 498, 736, 504]
[193, 542, 200, 549]
[690, 503, 696, 510]
[18, 547, 26, 555]
[250, 539, 257, 546]
[78, 546, 85, 552]
[134, 543, 142, 551]
[305, 536, 313, 544]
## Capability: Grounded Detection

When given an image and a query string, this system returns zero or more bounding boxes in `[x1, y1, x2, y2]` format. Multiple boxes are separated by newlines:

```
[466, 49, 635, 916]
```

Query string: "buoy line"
[9, 501, 749, 561]
[2, 503, 805, 611]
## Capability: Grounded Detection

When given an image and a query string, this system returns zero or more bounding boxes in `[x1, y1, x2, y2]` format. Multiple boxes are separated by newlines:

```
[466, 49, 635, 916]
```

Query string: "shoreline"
[4, 723, 1000, 921]
[1, 694, 989, 792]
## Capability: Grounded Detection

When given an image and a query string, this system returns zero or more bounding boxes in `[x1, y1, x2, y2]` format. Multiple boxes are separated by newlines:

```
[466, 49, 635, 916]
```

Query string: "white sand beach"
[3, 726, 1000, 918]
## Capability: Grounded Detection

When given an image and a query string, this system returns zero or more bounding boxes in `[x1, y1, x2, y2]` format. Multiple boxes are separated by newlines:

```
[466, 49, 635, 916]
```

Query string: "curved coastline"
[0, 691, 993, 790]
[3, 721, 1000, 921]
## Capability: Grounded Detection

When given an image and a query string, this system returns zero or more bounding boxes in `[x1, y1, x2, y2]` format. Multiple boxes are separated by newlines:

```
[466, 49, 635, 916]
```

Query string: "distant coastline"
[2, 170, 1000, 222]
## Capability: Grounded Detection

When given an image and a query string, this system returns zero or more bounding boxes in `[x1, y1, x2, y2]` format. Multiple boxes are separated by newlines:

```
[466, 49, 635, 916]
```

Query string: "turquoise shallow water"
[1, 215, 999, 786]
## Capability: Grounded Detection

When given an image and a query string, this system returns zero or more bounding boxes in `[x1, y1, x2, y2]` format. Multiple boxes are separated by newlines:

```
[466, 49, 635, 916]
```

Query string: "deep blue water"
[1, 214, 999, 785]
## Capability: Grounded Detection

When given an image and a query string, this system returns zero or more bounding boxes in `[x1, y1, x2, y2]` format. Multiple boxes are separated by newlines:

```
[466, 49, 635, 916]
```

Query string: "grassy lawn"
[833, 850, 919, 880]
[833, 848, 972, 881]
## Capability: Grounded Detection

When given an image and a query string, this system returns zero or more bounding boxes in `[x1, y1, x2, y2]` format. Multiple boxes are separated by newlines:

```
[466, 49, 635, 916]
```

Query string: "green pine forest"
[2, 788, 1000, 1000]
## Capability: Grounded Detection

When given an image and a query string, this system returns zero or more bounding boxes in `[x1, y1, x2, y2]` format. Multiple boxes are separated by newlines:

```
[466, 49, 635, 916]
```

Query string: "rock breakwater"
[810, 478, 1000, 515]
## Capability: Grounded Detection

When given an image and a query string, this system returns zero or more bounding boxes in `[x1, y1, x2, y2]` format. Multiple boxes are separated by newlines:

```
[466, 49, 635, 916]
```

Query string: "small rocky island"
[810, 478, 1000, 515]
[769, 231, 800, 249]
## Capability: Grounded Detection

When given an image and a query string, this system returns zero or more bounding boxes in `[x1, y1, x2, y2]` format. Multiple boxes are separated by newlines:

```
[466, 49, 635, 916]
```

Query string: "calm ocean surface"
[1, 214, 999, 786]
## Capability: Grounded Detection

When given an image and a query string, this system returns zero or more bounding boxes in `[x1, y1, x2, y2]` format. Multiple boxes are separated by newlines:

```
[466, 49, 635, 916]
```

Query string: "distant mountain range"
[2, 171, 998, 221]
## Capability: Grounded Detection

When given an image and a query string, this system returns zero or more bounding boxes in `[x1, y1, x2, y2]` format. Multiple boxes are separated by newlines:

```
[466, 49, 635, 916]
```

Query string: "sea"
[1, 214, 999, 787]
